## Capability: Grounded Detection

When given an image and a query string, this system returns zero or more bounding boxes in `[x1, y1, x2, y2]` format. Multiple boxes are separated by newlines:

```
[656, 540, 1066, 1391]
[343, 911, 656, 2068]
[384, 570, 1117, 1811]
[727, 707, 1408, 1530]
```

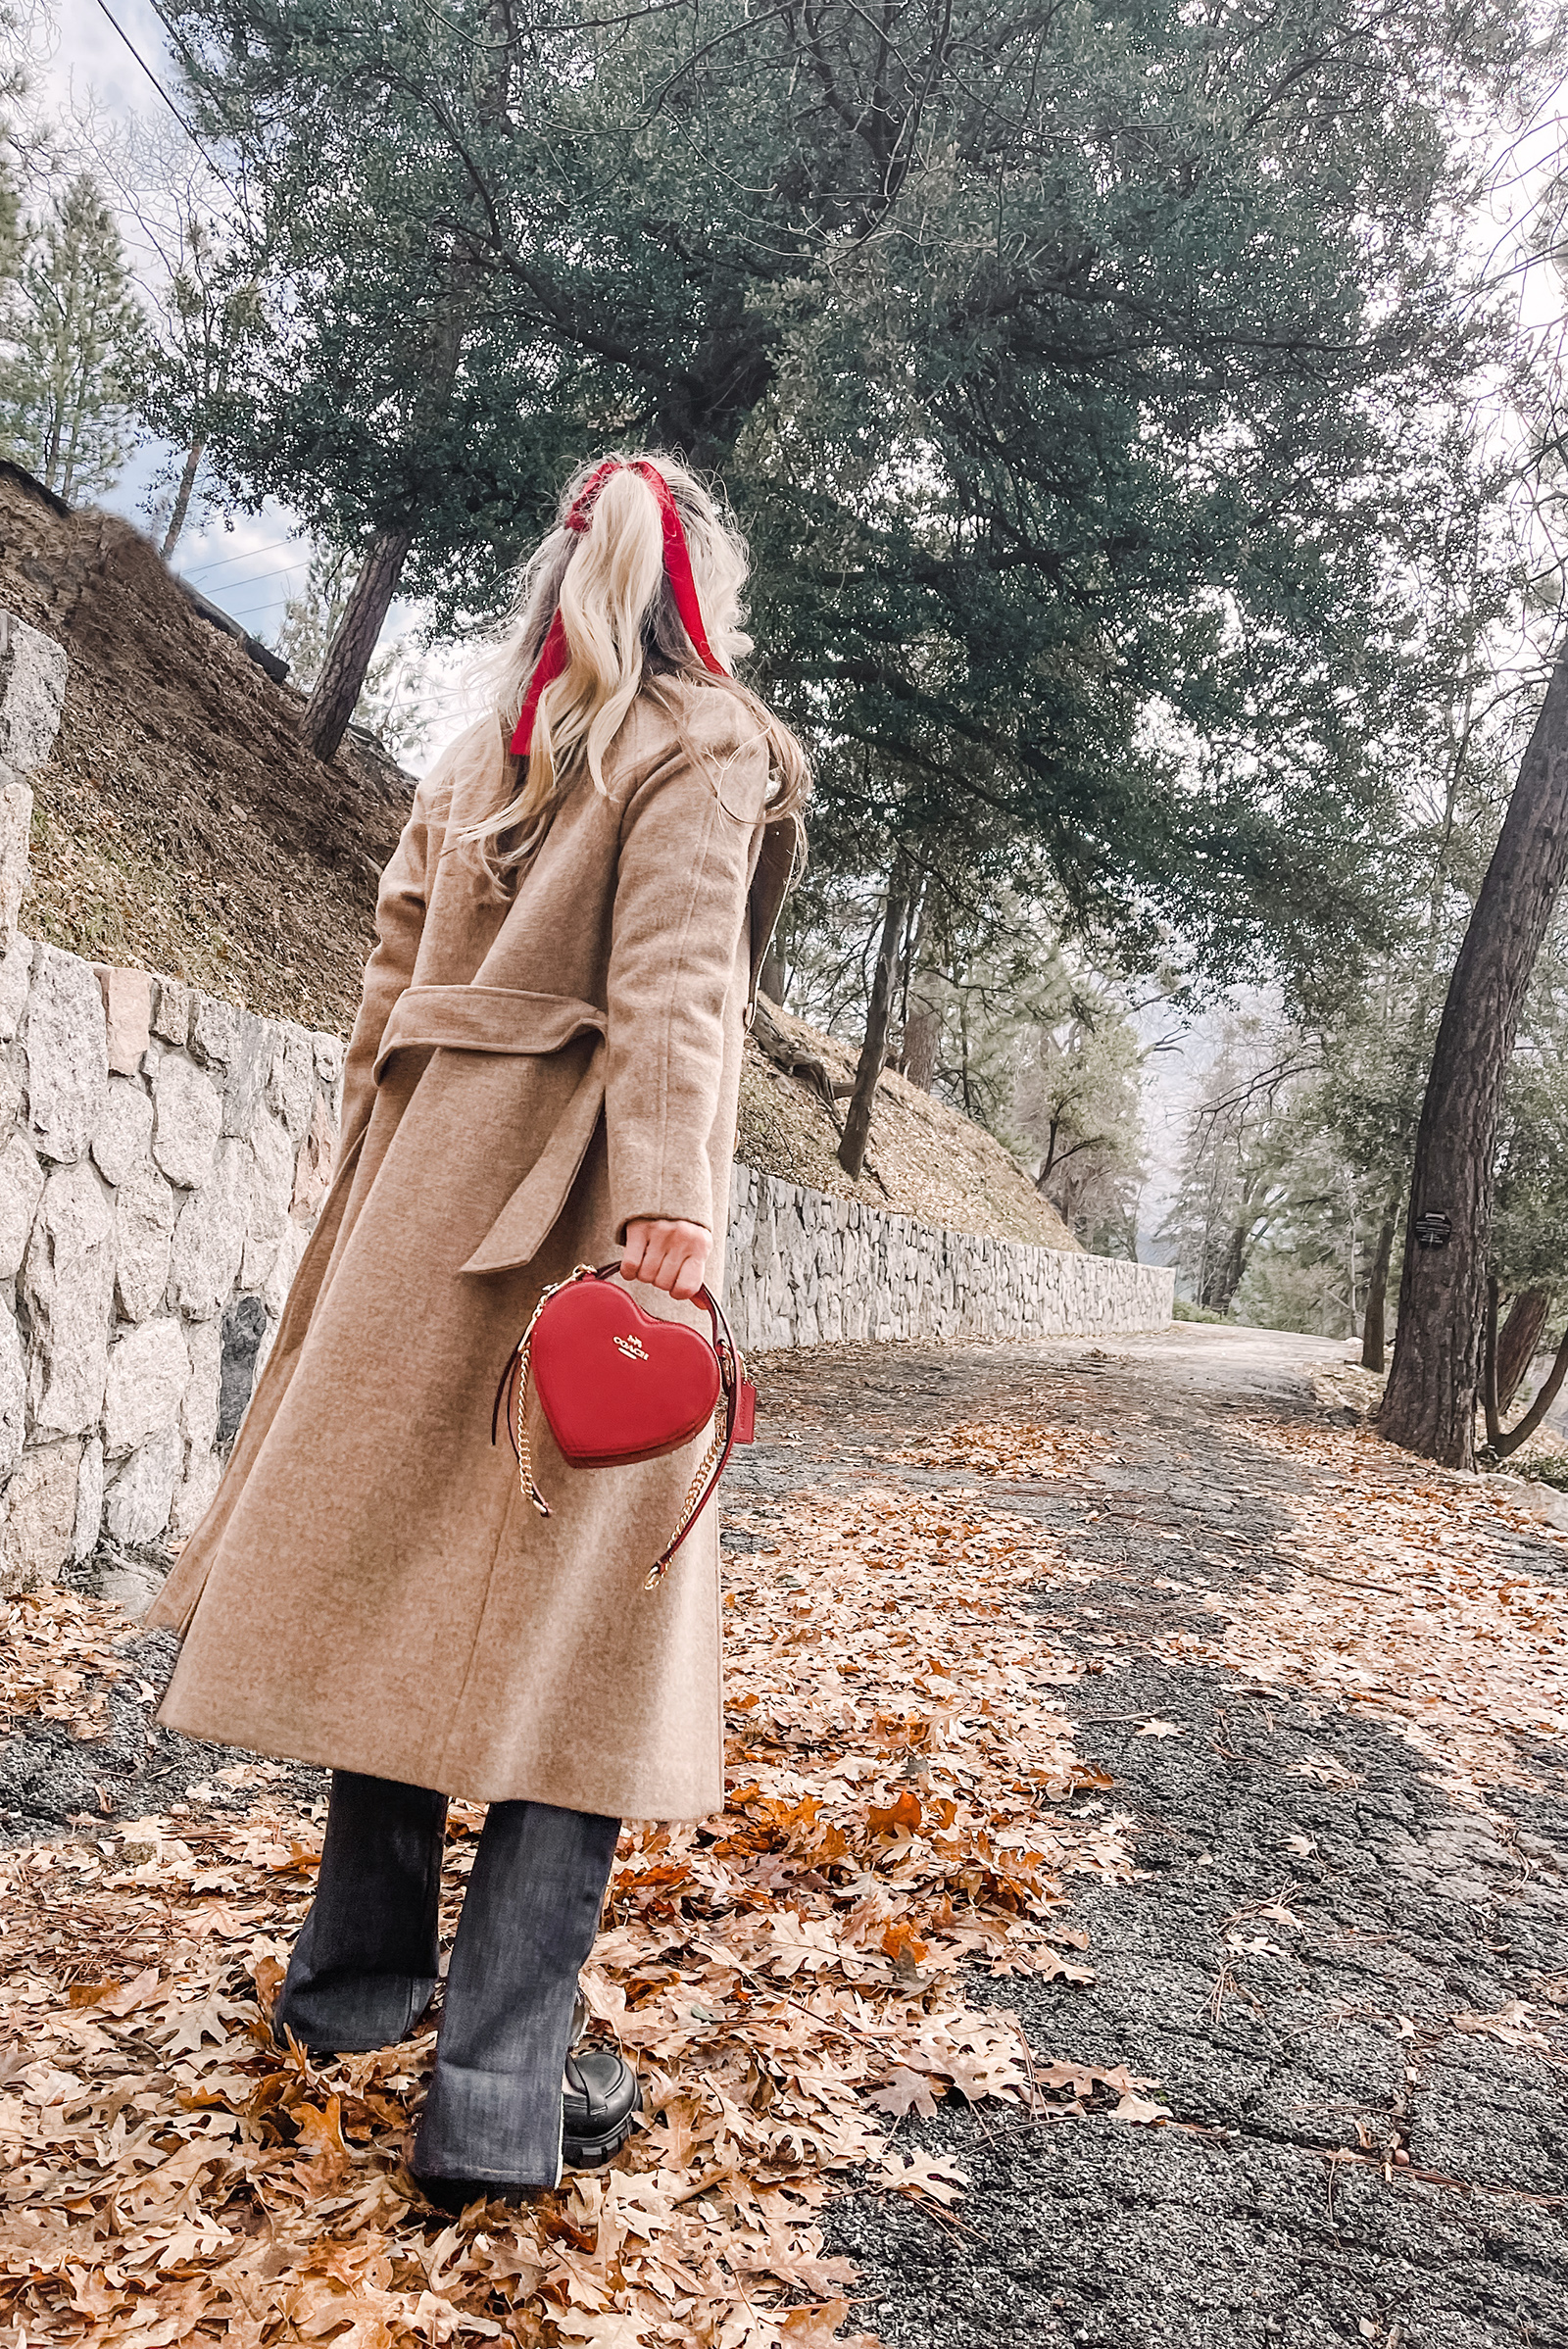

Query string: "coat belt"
[371, 984, 606, 1081]
[370, 983, 610, 1279]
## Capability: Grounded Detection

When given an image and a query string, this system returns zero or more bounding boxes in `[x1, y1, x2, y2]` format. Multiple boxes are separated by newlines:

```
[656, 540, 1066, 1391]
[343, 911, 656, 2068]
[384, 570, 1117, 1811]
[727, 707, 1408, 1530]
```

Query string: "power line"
[92, 0, 235, 191]
[185, 552, 310, 594]
[183, 534, 304, 580]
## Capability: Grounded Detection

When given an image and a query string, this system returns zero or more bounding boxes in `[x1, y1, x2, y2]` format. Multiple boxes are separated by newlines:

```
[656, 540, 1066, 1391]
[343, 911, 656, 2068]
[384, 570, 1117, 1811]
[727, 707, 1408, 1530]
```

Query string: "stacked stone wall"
[724, 1163, 1172, 1351]
[0, 939, 341, 1591]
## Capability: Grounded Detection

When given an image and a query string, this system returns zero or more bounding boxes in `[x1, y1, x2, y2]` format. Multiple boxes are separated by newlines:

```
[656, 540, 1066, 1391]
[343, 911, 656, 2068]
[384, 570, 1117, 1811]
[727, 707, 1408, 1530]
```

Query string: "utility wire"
[92, 0, 236, 191]
[183, 529, 301, 571]
[186, 552, 310, 593]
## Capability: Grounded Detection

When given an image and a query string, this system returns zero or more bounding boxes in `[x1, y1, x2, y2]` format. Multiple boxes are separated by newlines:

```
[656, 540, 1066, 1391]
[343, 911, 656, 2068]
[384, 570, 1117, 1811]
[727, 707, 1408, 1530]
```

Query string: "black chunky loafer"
[563, 2043, 642, 2169]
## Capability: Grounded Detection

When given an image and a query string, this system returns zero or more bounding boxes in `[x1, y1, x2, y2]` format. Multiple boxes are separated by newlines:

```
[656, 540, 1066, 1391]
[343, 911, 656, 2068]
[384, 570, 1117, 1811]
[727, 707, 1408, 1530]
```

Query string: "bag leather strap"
[490, 1262, 752, 1590]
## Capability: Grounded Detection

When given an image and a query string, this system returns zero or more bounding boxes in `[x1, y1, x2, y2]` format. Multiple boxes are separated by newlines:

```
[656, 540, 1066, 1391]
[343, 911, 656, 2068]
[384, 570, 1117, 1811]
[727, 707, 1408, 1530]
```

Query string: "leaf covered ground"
[0, 1477, 1162, 2346]
[4, 1324, 1568, 2347]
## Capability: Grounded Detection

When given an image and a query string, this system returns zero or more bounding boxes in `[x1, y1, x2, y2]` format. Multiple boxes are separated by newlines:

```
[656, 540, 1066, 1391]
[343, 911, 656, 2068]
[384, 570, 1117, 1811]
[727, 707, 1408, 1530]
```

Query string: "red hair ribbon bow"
[509, 460, 727, 758]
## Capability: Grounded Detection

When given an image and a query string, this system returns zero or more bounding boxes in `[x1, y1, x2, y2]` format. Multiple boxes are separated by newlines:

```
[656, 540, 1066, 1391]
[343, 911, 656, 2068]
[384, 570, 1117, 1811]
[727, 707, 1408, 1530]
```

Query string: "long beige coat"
[148, 679, 795, 1822]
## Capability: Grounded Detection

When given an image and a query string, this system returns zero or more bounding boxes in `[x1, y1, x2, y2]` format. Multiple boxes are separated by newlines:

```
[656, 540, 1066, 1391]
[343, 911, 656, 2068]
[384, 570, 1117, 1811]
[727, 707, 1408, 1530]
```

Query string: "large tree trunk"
[1380, 634, 1568, 1465]
[1360, 1202, 1399, 1371]
[300, 527, 414, 763]
[759, 944, 788, 1004]
[1200, 1219, 1250, 1313]
[161, 437, 205, 561]
[1495, 1285, 1550, 1416]
[839, 873, 910, 1180]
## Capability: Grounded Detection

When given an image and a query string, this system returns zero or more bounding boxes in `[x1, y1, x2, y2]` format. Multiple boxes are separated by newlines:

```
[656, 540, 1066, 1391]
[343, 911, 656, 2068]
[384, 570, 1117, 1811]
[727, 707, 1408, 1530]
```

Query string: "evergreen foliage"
[0, 167, 145, 503]
[156, 0, 1565, 991]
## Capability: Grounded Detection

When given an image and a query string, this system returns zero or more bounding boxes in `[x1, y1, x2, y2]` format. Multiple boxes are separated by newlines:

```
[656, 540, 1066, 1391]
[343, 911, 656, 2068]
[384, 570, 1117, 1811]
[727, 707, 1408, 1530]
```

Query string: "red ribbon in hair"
[508, 460, 727, 758]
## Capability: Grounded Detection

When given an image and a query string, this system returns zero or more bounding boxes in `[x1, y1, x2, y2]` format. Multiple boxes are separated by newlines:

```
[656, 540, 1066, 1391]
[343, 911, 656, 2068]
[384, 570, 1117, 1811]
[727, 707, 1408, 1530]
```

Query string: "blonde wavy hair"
[464, 452, 808, 884]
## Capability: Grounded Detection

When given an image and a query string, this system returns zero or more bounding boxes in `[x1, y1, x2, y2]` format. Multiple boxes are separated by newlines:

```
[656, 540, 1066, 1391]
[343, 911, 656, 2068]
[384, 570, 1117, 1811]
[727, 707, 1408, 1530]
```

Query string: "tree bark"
[1491, 1319, 1568, 1459]
[1380, 632, 1568, 1466]
[759, 944, 788, 1005]
[903, 1004, 940, 1091]
[300, 526, 414, 763]
[1495, 1285, 1550, 1415]
[839, 873, 910, 1180]
[1482, 1276, 1501, 1451]
[161, 437, 205, 561]
[1360, 1201, 1399, 1372]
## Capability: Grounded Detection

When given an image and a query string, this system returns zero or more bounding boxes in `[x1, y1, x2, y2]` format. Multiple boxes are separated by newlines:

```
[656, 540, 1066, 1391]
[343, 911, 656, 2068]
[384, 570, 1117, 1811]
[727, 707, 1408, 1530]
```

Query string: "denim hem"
[273, 1970, 438, 2057]
[413, 2058, 565, 2189]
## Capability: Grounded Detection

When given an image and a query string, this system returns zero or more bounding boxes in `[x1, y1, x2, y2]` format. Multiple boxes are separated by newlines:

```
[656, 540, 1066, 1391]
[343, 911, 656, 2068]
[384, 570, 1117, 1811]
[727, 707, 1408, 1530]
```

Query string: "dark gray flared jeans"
[274, 1770, 619, 2188]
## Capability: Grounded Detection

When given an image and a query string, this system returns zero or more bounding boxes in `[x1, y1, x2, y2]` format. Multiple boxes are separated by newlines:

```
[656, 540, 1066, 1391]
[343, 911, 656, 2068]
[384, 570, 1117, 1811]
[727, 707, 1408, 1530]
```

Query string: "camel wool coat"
[148, 678, 796, 1822]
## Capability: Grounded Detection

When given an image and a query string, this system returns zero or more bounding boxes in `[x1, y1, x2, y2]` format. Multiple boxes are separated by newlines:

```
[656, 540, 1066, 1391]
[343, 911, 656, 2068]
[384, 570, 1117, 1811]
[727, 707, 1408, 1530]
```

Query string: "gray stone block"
[102, 1316, 190, 1459]
[170, 1444, 221, 1542]
[25, 946, 108, 1164]
[170, 1139, 250, 1318]
[268, 1022, 316, 1142]
[115, 1157, 177, 1323]
[0, 611, 67, 774]
[0, 940, 30, 1043]
[242, 1107, 293, 1287]
[23, 1161, 115, 1437]
[91, 1074, 154, 1188]
[95, 1554, 167, 1616]
[72, 1434, 103, 1563]
[0, 780, 31, 954]
[3, 1438, 81, 1592]
[218, 1293, 269, 1448]
[0, 1130, 43, 1282]
[181, 1316, 221, 1456]
[103, 1425, 182, 1546]
[189, 994, 237, 1070]
[0, 1303, 24, 1482]
[151, 1052, 222, 1191]
[221, 1008, 277, 1140]
[151, 977, 192, 1047]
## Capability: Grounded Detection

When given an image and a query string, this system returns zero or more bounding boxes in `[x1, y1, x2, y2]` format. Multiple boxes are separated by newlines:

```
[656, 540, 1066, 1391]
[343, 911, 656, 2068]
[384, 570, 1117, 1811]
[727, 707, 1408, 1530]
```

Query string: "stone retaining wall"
[0, 936, 342, 1591]
[0, 613, 345, 1590]
[724, 1163, 1172, 1350]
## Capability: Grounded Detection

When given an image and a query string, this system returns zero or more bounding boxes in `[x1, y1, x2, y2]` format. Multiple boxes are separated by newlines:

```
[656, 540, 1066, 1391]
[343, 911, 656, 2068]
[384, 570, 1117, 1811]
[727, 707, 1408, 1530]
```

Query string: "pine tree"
[1, 171, 145, 504]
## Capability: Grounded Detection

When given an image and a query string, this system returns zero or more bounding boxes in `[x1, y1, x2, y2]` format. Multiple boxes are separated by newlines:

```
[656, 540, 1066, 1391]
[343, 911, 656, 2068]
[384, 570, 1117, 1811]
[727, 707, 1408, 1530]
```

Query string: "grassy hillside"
[739, 998, 1076, 1249]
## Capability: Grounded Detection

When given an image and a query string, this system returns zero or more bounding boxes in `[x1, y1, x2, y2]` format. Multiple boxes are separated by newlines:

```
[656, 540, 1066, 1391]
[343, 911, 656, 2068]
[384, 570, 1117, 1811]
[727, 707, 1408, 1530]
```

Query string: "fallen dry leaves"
[0, 1482, 1148, 2347]
[885, 1421, 1116, 1482]
[1161, 1415, 1568, 1804]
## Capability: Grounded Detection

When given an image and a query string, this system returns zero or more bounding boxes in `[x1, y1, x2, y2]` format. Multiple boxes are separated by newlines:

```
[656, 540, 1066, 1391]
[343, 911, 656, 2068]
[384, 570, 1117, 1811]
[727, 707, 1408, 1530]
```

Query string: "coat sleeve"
[605, 704, 769, 1241]
[336, 784, 437, 1156]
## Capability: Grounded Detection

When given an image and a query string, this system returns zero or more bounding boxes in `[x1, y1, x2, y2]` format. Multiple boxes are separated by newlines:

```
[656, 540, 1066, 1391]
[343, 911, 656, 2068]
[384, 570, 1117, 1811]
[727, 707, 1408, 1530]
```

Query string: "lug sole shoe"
[564, 2044, 642, 2168]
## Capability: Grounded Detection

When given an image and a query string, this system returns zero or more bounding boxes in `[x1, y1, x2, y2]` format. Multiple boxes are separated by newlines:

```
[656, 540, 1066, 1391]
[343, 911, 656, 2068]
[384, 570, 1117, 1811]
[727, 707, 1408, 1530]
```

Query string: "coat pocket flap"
[461, 1040, 608, 1276]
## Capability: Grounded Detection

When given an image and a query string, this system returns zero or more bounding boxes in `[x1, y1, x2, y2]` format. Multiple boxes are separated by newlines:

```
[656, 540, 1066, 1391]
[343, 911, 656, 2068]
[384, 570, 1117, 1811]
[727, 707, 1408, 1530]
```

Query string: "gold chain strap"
[643, 1385, 729, 1591]
[514, 1326, 549, 1518]
[508, 1265, 599, 1520]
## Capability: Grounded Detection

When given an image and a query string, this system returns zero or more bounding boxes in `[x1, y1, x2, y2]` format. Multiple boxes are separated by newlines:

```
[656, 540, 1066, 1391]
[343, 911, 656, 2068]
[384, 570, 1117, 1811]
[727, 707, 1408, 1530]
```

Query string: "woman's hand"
[621, 1217, 711, 1300]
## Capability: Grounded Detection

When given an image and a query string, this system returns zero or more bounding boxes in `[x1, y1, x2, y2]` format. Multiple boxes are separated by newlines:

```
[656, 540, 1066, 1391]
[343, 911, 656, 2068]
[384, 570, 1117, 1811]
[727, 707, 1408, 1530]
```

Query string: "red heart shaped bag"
[491, 1263, 756, 1587]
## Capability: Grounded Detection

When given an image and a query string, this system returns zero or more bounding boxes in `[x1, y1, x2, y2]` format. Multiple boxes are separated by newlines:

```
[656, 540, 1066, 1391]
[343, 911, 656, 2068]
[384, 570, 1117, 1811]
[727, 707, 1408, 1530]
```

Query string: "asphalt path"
[731, 1327, 1568, 2349]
